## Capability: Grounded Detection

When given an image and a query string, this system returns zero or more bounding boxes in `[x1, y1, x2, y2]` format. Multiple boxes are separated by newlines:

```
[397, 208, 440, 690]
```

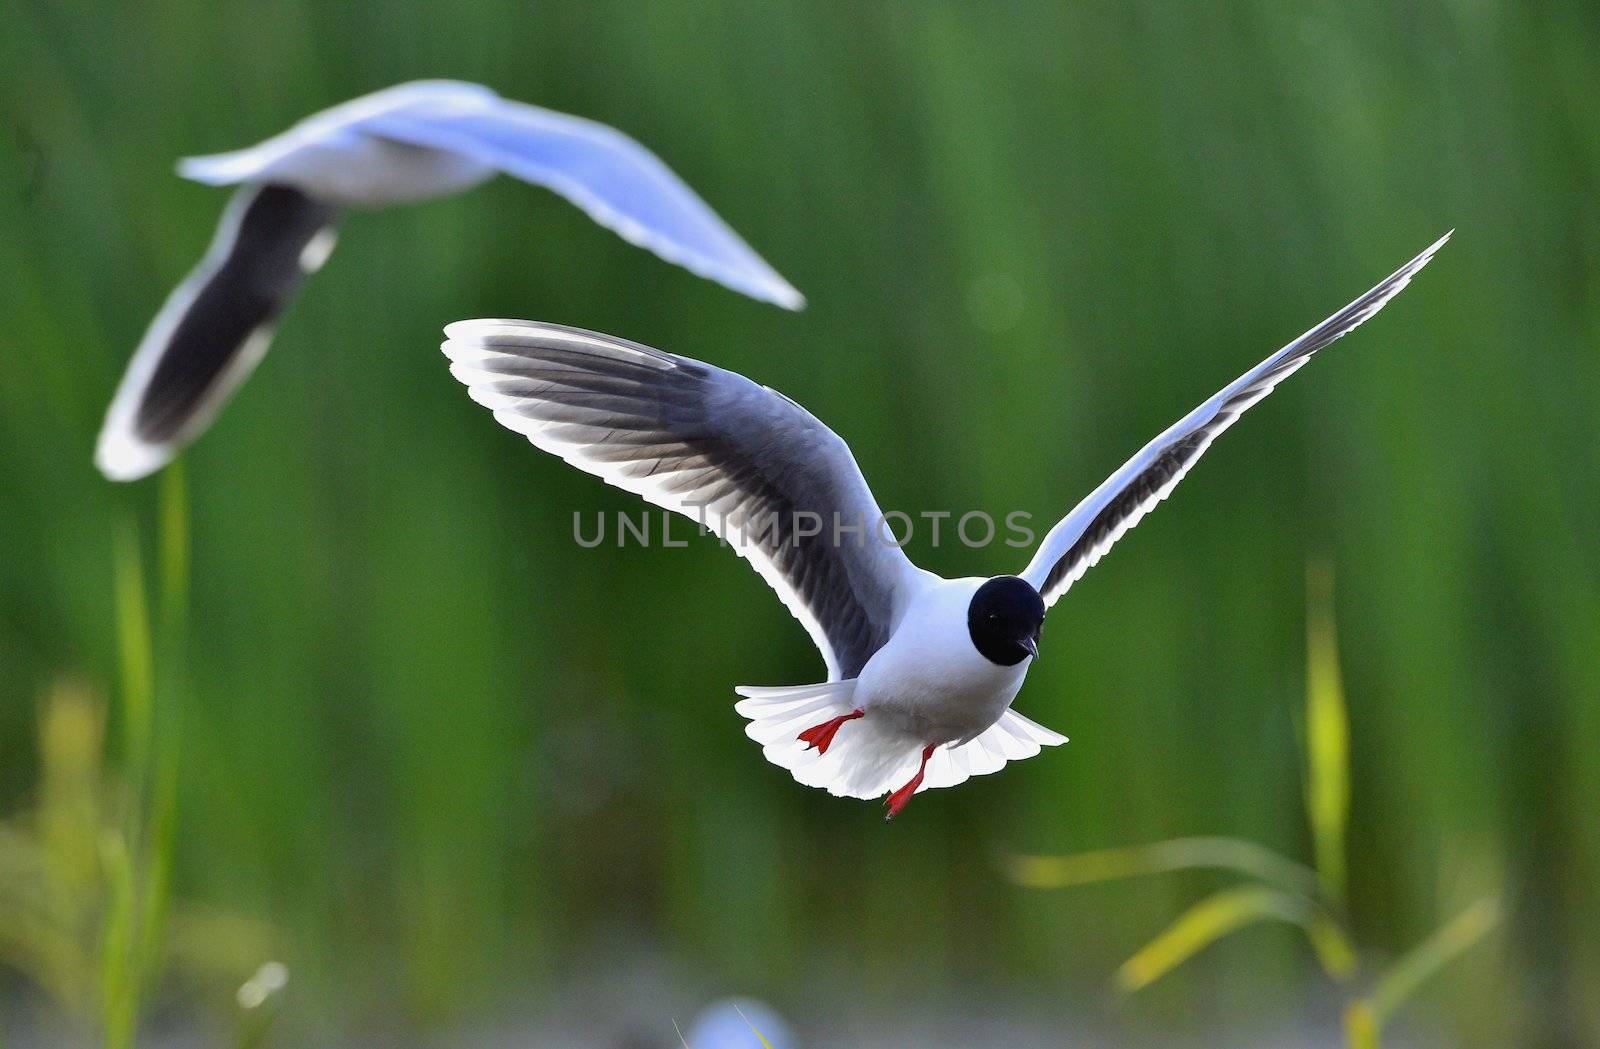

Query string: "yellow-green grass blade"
[112, 522, 154, 789]
[1116, 884, 1314, 993]
[1370, 897, 1501, 1025]
[132, 757, 179, 999]
[1305, 561, 1351, 906]
[1343, 1000, 1380, 1049]
[1006, 836, 1320, 900]
[157, 460, 189, 622]
[136, 418, 188, 1013]
[98, 833, 137, 1049]
[1307, 913, 1360, 983]
[734, 1005, 776, 1049]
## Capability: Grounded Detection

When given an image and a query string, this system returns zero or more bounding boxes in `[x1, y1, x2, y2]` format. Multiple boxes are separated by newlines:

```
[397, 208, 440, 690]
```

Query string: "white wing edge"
[176, 80, 497, 185]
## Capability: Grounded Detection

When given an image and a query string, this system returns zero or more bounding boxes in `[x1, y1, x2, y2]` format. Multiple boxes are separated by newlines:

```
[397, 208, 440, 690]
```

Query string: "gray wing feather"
[444, 321, 921, 679]
[1021, 232, 1451, 607]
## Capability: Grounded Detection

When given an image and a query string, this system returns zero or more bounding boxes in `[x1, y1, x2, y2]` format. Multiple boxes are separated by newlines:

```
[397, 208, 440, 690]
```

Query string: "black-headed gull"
[443, 233, 1448, 817]
[95, 80, 802, 482]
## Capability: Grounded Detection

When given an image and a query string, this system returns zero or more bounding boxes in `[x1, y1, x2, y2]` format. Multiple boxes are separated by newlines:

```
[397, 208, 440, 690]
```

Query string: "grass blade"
[1005, 836, 1320, 900]
[1116, 884, 1313, 992]
[139, 459, 188, 1003]
[1305, 561, 1351, 906]
[98, 834, 137, 1049]
[132, 758, 178, 996]
[1343, 1000, 1380, 1049]
[1370, 897, 1500, 1025]
[157, 460, 189, 621]
[112, 523, 153, 789]
[733, 1004, 776, 1049]
[1307, 913, 1359, 983]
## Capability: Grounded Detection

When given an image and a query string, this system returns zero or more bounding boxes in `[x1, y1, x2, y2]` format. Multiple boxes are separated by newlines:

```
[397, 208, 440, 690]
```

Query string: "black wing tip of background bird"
[95, 184, 340, 482]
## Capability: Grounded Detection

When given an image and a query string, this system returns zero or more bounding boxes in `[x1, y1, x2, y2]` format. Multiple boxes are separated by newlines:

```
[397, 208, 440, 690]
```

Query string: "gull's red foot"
[885, 745, 937, 820]
[797, 708, 864, 754]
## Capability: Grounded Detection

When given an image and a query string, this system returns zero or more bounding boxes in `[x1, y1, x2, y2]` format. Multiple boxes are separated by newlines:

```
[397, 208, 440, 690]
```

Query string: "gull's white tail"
[735, 682, 1068, 801]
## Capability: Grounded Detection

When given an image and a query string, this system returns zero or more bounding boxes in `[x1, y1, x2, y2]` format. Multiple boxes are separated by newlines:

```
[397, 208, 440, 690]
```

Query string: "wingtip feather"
[93, 427, 171, 483]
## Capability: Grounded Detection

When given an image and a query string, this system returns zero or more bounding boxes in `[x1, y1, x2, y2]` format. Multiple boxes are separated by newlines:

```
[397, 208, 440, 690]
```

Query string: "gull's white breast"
[855, 576, 1031, 746]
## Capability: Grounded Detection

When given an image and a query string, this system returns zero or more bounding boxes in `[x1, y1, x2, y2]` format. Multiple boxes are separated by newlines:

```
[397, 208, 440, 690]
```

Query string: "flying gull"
[96, 80, 803, 481]
[443, 233, 1448, 817]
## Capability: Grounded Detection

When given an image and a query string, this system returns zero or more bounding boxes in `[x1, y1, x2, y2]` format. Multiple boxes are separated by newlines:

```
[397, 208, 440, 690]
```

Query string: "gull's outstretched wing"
[95, 185, 340, 481]
[364, 92, 804, 309]
[1020, 232, 1450, 608]
[444, 321, 924, 679]
[180, 80, 803, 309]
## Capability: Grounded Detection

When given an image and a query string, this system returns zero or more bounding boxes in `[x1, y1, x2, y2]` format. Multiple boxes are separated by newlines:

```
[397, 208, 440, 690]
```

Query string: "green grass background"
[2, 1, 1598, 1044]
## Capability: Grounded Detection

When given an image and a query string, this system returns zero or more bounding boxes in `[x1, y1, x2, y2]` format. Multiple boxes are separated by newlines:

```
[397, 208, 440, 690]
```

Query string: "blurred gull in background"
[95, 79, 803, 482]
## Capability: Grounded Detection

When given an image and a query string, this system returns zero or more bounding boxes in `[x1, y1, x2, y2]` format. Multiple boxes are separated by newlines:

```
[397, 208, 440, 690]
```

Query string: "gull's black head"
[967, 576, 1046, 667]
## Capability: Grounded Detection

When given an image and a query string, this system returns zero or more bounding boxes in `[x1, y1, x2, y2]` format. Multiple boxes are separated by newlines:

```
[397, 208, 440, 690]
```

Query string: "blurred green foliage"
[1, 1, 1597, 1045]
[1007, 567, 1498, 1049]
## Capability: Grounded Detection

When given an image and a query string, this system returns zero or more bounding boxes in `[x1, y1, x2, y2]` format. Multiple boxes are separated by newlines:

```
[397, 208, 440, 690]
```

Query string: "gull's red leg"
[885, 744, 937, 820]
[797, 708, 864, 754]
